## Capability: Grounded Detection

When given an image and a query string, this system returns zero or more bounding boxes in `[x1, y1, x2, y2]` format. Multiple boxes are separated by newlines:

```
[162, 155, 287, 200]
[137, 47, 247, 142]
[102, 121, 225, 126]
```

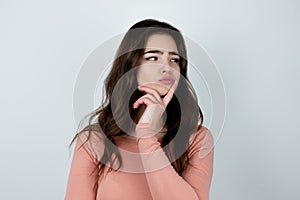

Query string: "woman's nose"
[160, 56, 171, 73]
[161, 64, 171, 74]
[161, 56, 170, 66]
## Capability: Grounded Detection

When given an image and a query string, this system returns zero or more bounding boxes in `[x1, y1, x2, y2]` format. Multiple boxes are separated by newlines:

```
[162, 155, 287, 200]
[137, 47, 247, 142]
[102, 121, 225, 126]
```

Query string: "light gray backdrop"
[0, 0, 299, 199]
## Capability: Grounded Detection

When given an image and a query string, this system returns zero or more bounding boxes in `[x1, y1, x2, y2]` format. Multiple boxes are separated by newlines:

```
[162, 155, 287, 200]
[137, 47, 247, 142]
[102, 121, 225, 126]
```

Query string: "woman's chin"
[140, 83, 169, 96]
[157, 88, 168, 96]
[147, 87, 168, 96]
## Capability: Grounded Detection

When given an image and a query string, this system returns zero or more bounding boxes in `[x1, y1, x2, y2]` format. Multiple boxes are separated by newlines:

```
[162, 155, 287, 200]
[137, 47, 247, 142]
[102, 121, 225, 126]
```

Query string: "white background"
[1, 0, 299, 199]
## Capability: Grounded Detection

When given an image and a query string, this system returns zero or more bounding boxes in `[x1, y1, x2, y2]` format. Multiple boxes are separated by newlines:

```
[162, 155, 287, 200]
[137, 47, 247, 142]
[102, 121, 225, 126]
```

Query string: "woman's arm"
[65, 134, 100, 200]
[137, 127, 214, 200]
[181, 128, 214, 200]
[134, 85, 214, 199]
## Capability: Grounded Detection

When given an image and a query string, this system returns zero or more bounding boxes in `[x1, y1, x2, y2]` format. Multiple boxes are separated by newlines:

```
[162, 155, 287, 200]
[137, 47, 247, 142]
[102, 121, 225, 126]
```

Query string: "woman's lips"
[159, 78, 174, 85]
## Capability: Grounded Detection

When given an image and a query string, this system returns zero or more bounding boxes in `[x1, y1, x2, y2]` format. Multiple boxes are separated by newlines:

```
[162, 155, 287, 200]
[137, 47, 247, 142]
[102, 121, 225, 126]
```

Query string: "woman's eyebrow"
[143, 50, 179, 56]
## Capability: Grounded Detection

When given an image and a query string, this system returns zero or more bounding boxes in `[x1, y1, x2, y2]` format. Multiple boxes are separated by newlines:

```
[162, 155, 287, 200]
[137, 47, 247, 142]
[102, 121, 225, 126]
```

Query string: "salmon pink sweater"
[65, 126, 214, 200]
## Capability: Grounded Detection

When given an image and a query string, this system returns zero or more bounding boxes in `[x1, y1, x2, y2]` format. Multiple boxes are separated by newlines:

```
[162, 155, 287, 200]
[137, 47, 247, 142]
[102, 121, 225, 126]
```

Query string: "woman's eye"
[170, 58, 179, 63]
[145, 57, 157, 61]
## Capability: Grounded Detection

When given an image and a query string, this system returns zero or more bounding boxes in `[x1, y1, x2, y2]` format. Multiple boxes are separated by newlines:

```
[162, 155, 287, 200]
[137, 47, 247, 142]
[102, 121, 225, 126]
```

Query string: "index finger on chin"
[163, 81, 177, 105]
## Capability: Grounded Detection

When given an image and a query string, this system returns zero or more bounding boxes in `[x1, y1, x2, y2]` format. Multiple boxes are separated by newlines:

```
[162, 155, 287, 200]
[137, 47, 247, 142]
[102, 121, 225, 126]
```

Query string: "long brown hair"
[70, 19, 204, 182]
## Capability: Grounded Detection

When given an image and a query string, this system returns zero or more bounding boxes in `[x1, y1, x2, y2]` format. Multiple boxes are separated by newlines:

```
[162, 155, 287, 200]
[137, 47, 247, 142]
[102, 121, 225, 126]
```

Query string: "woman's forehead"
[144, 34, 178, 53]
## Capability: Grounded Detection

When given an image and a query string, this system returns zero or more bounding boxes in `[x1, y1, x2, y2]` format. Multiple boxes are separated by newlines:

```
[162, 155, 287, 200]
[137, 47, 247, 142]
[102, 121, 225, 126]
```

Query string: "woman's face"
[137, 33, 181, 96]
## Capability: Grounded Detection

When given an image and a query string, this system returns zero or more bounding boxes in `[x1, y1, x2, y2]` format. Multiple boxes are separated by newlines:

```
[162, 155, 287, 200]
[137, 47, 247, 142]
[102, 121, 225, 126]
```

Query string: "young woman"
[65, 19, 214, 200]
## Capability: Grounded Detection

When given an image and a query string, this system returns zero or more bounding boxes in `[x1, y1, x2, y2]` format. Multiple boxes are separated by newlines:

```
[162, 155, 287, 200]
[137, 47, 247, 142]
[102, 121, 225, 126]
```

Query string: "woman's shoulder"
[77, 123, 105, 142]
[76, 123, 106, 161]
[187, 125, 214, 159]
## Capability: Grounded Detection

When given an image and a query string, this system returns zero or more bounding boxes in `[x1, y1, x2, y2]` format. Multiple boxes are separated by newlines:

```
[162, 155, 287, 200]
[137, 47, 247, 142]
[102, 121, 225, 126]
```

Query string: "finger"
[163, 81, 178, 105]
[138, 86, 164, 105]
[133, 95, 157, 108]
[137, 94, 159, 105]
[134, 98, 156, 109]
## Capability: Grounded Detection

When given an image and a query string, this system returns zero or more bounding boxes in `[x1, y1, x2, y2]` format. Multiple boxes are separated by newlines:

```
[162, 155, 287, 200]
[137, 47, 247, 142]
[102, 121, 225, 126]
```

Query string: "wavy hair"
[70, 19, 204, 182]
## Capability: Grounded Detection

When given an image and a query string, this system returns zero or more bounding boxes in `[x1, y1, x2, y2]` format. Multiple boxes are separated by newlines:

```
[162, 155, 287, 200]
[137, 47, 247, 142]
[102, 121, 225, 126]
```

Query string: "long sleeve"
[181, 128, 214, 200]
[65, 131, 103, 200]
[137, 126, 214, 200]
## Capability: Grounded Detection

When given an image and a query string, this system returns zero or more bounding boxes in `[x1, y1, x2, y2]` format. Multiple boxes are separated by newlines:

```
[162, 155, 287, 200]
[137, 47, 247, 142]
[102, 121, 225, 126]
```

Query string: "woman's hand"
[133, 82, 177, 139]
